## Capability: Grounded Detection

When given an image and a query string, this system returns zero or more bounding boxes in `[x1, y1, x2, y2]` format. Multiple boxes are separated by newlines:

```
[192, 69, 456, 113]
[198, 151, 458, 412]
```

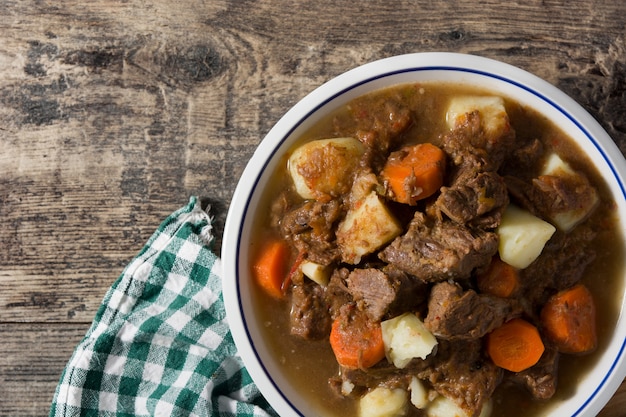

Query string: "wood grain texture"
[0, 323, 89, 416]
[1, 0, 624, 415]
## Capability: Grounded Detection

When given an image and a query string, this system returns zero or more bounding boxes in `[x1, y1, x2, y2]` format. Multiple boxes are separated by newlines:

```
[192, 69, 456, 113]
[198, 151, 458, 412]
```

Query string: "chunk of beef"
[442, 111, 513, 173]
[505, 173, 599, 228]
[500, 138, 544, 179]
[424, 282, 522, 340]
[379, 212, 498, 282]
[280, 199, 343, 265]
[352, 95, 412, 146]
[533, 173, 599, 224]
[505, 175, 544, 217]
[347, 95, 413, 170]
[290, 282, 331, 340]
[330, 350, 438, 400]
[418, 339, 502, 417]
[325, 267, 353, 319]
[329, 360, 414, 399]
[434, 111, 512, 229]
[435, 171, 509, 228]
[346, 267, 428, 321]
[520, 225, 597, 313]
[338, 339, 501, 416]
[508, 346, 559, 400]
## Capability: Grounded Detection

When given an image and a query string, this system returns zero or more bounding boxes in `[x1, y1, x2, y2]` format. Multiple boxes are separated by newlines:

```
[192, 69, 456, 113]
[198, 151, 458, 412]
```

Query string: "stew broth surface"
[249, 82, 624, 417]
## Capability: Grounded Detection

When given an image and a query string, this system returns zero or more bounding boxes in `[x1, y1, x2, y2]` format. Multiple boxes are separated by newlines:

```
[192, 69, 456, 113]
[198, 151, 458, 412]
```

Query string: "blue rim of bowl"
[234, 63, 626, 417]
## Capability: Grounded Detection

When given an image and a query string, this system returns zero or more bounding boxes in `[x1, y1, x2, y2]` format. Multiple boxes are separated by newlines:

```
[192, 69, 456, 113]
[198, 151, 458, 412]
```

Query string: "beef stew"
[249, 82, 624, 417]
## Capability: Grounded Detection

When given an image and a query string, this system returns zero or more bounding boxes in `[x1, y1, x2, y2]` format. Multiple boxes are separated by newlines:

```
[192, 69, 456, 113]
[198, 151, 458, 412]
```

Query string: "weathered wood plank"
[0, 323, 89, 417]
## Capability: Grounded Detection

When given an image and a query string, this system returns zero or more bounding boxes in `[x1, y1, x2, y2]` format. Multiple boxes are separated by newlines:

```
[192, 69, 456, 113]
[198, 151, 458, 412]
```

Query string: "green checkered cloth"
[50, 197, 277, 417]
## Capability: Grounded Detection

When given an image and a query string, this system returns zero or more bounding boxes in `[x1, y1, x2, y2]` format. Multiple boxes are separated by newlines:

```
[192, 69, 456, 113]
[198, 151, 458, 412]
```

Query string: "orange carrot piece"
[487, 318, 545, 372]
[477, 256, 520, 298]
[381, 143, 446, 205]
[252, 239, 290, 299]
[540, 284, 597, 354]
[329, 313, 386, 369]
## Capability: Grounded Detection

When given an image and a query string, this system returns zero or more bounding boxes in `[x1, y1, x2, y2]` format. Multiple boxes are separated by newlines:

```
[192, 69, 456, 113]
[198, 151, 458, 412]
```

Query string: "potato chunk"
[300, 260, 330, 286]
[381, 313, 438, 368]
[288, 137, 364, 200]
[426, 396, 467, 417]
[541, 152, 575, 177]
[539, 153, 599, 232]
[426, 396, 492, 417]
[497, 204, 556, 269]
[359, 387, 407, 417]
[408, 376, 429, 409]
[446, 96, 509, 141]
[337, 191, 402, 264]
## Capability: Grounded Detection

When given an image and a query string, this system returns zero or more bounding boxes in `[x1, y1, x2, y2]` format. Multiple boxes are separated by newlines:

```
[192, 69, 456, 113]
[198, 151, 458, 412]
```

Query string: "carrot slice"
[540, 284, 597, 354]
[381, 143, 446, 205]
[252, 239, 290, 299]
[476, 256, 520, 298]
[487, 318, 545, 372]
[330, 312, 385, 369]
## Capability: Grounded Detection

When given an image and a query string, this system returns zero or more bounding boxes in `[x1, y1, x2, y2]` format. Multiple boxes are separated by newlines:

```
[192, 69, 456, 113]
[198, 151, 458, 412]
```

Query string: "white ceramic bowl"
[222, 52, 626, 417]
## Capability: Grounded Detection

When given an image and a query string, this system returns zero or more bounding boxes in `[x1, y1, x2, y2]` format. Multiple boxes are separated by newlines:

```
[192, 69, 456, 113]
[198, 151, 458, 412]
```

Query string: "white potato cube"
[300, 260, 330, 286]
[445, 96, 509, 141]
[359, 387, 407, 417]
[426, 395, 467, 417]
[426, 396, 492, 417]
[541, 152, 575, 176]
[381, 313, 438, 368]
[341, 379, 355, 396]
[288, 137, 364, 200]
[539, 153, 599, 232]
[337, 191, 402, 264]
[409, 376, 429, 409]
[497, 204, 556, 269]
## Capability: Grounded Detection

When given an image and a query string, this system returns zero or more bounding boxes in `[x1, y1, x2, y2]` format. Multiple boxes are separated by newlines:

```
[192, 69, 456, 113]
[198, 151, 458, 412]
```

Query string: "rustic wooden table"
[1, 1, 625, 415]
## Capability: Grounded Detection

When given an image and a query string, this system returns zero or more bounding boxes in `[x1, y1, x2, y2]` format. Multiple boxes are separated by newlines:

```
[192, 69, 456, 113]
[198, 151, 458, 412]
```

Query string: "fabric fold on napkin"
[50, 197, 277, 417]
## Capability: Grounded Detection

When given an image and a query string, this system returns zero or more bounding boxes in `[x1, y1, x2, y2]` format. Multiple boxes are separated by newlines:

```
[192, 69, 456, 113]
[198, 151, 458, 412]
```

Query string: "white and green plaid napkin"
[50, 197, 277, 417]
